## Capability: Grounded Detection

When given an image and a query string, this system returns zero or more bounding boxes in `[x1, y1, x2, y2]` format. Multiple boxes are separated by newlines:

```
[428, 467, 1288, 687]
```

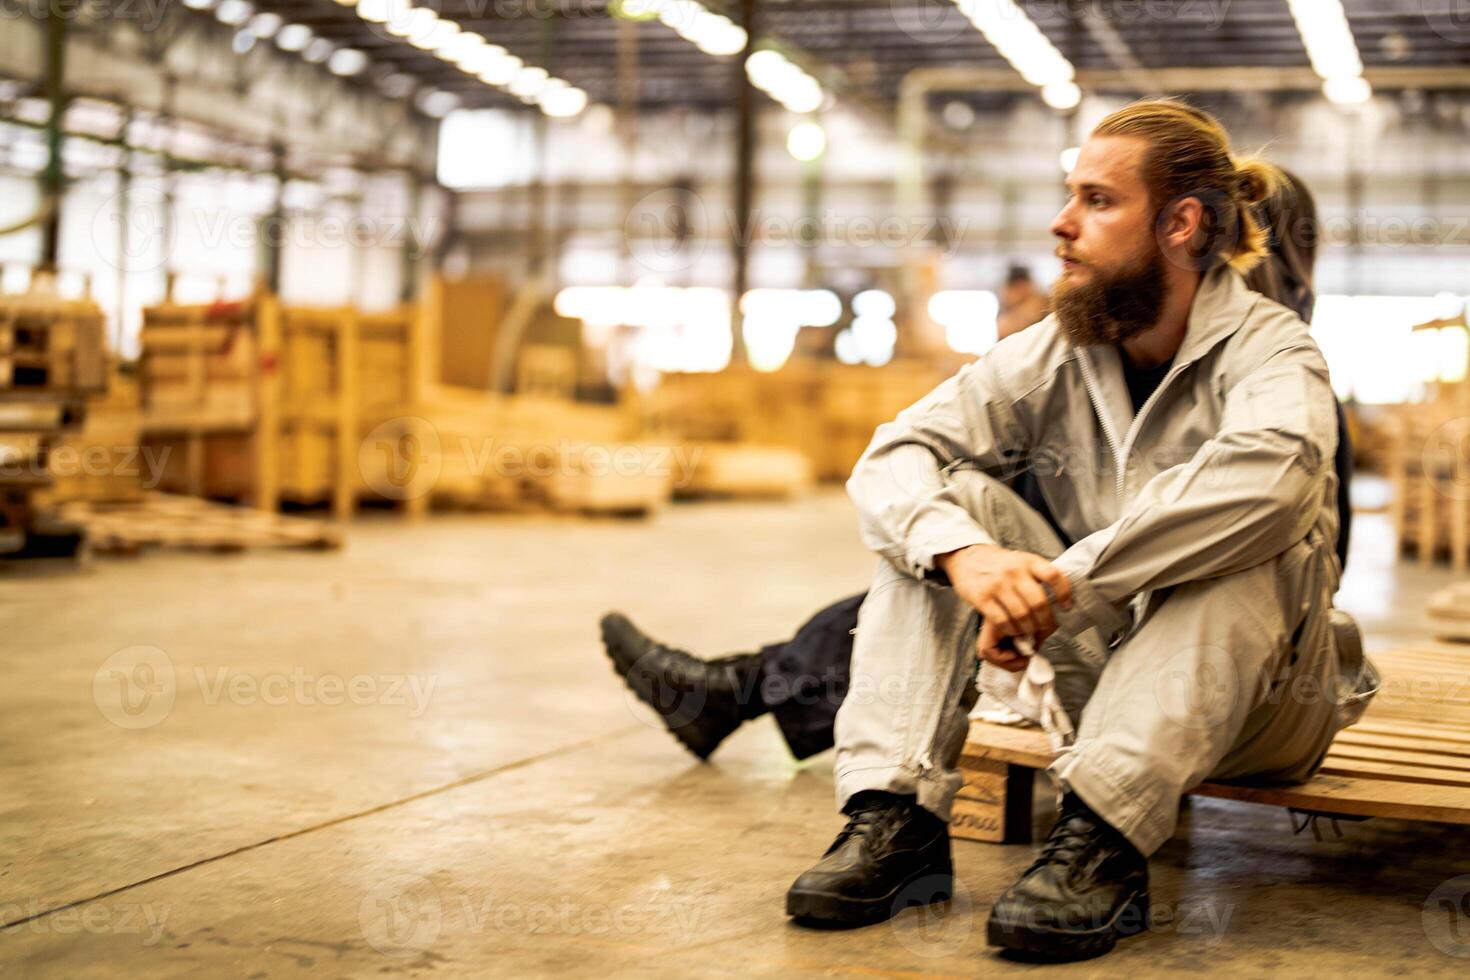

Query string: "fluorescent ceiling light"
[479, 55, 522, 86]
[356, 0, 389, 22]
[328, 48, 369, 76]
[215, 0, 253, 26]
[248, 12, 281, 38]
[1286, 0, 1372, 106]
[441, 32, 487, 64]
[949, 1, 1078, 108]
[303, 38, 334, 63]
[509, 66, 550, 98]
[275, 24, 312, 52]
[415, 19, 459, 52]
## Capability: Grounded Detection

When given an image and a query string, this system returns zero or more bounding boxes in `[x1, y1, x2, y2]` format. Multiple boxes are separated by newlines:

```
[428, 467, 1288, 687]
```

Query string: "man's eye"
[1089, 195, 1108, 207]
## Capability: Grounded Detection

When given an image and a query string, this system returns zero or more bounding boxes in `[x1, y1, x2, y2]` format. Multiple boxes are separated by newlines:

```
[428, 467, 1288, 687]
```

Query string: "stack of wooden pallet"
[631, 360, 943, 492]
[139, 296, 425, 520]
[378, 385, 673, 517]
[55, 492, 340, 555]
[0, 285, 109, 559]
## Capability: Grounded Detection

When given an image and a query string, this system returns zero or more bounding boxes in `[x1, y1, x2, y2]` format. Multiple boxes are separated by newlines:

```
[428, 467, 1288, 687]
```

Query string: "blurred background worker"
[996, 264, 1051, 339]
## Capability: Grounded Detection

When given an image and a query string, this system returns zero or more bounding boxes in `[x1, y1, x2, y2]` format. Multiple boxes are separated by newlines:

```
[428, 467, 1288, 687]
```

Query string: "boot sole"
[787, 865, 954, 928]
[986, 889, 1149, 961]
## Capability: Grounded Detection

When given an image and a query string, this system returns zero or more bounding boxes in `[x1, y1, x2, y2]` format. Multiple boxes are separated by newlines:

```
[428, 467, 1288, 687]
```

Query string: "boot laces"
[829, 804, 897, 854]
[1029, 814, 1098, 873]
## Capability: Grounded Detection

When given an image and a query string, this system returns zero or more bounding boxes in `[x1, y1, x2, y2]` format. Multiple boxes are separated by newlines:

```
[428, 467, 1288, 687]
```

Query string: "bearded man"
[778, 99, 1373, 960]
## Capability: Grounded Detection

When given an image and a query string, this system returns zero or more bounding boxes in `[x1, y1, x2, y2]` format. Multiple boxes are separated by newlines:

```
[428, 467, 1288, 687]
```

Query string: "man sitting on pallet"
[784, 99, 1373, 960]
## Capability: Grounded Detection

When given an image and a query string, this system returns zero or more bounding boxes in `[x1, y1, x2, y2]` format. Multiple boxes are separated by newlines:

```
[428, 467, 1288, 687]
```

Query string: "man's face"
[1049, 135, 1168, 346]
[1050, 135, 1156, 294]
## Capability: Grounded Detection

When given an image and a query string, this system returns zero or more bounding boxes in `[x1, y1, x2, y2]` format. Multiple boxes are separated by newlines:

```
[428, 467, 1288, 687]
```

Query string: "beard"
[1052, 245, 1168, 347]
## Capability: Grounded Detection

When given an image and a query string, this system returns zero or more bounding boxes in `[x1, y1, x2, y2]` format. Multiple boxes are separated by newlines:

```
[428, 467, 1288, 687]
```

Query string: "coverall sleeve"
[1051, 342, 1338, 630]
[844, 355, 1032, 579]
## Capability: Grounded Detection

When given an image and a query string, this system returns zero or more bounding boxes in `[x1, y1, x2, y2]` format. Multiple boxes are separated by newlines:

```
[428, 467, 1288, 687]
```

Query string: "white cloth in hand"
[972, 637, 1076, 751]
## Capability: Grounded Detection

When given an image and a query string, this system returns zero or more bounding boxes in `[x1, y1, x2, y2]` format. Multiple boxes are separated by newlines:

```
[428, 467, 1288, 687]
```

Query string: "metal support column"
[730, 0, 758, 365]
[38, 8, 68, 273]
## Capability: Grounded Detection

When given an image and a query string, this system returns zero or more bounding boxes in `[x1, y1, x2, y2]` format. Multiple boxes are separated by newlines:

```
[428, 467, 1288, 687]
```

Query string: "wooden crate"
[139, 296, 426, 520]
[954, 645, 1470, 844]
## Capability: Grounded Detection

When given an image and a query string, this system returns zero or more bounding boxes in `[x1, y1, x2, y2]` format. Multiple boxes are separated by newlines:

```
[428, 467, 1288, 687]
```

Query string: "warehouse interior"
[4, 1, 1470, 975]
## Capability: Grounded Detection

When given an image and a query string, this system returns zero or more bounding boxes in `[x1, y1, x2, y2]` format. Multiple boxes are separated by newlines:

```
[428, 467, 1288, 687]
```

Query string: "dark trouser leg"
[756, 593, 865, 760]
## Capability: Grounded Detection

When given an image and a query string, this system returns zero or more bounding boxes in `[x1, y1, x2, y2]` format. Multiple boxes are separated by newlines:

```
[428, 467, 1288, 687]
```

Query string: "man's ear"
[1159, 196, 1204, 252]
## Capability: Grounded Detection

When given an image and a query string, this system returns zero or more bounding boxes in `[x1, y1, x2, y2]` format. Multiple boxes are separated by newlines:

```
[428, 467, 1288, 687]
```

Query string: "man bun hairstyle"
[1092, 98, 1284, 274]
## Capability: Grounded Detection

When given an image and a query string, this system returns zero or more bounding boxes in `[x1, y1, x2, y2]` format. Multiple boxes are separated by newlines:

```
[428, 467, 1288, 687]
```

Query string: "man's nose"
[1050, 201, 1078, 241]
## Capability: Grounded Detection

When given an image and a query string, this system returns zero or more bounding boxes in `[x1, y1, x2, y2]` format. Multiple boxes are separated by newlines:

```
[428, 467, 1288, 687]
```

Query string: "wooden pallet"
[676, 443, 814, 500]
[55, 493, 341, 555]
[953, 645, 1470, 843]
[1427, 582, 1470, 642]
[630, 361, 943, 483]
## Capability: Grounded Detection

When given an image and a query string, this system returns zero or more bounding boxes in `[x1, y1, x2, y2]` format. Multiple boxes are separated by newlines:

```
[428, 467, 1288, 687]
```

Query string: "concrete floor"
[2, 488, 1468, 977]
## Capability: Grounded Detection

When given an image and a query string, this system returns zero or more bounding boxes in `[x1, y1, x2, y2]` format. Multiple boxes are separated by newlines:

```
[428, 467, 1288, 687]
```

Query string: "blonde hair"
[1092, 98, 1282, 274]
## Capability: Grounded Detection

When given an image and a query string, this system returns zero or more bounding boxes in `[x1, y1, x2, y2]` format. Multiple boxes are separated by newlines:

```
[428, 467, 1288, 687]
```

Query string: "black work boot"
[987, 792, 1150, 961]
[599, 612, 765, 760]
[786, 791, 953, 927]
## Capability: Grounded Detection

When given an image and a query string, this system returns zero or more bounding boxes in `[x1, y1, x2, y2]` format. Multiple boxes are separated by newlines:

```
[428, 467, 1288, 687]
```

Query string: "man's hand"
[935, 544, 1072, 671]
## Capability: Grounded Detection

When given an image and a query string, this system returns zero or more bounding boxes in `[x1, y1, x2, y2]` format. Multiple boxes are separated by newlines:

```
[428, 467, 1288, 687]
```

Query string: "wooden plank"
[1324, 744, 1470, 773]
[404, 301, 430, 522]
[1315, 755, 1470, 787]
[1333, 730, 1470, 758]
[254, 294, 281, 513]
[1188, 775, 1470, 825]
[333, 308, 358, 522]
[1347, 721, 1470, 745]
